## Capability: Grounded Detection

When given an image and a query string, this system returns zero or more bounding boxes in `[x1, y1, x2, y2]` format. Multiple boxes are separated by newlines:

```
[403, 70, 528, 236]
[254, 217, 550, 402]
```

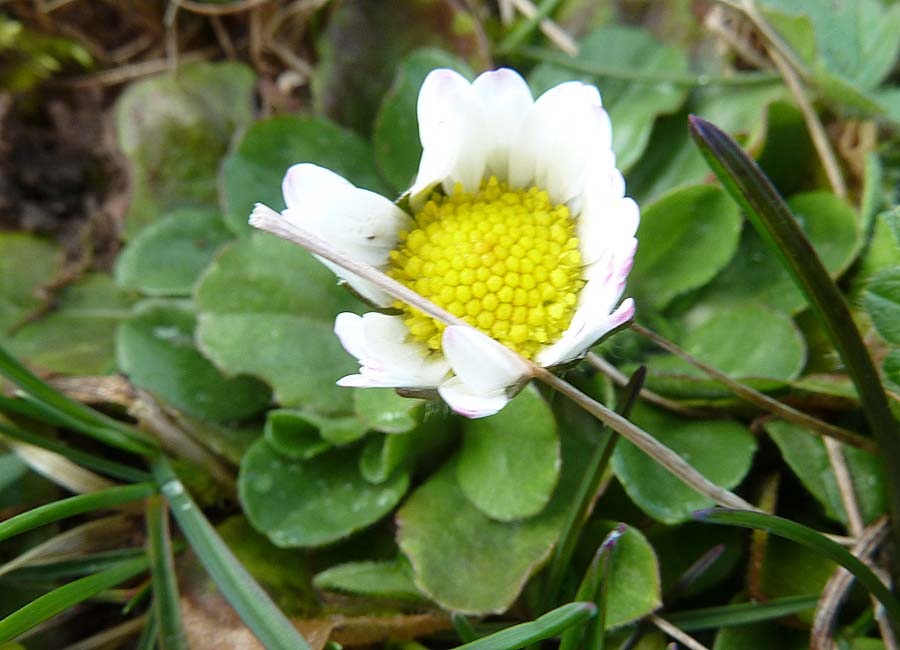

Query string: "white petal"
[276, 164, 413, 307]
[471, 68, 534, 181]
[441, 325, 531, 394]
[334, 312, 450, 388]
[509, 81, 612, 204]
[536, 298, 635, 367]
[282, 163, 352, 210]
[409, 69, 487, 205]
[579, 196, 640, 266]
[438, 376, 511, 418]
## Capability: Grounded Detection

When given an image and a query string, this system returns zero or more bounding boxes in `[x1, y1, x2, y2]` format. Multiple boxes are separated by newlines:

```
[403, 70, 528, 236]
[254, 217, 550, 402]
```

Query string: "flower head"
[250, 68, 638, 418]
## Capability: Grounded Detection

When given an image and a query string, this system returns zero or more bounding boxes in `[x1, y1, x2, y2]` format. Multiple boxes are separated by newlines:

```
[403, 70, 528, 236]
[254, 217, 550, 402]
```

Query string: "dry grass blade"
[9, 442, 117, 494]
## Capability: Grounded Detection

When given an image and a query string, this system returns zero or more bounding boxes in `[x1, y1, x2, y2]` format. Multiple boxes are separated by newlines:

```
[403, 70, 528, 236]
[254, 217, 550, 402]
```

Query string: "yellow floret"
[386, 176, 584, 358]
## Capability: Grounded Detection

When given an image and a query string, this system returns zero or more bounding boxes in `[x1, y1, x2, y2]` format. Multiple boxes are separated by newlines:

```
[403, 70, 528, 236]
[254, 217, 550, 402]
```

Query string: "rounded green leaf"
[360, 433, 415, 485]
[353, 388, 423, 434]
[239, 438, 409, 547]
[628, 185, 742, 311]
[529, 25, 690, 172]
[195, 233, 364, 414]
[117, 301, 271, 422]
[115, 62, 255, 237]
[221, 116, 387, 235]
[0, 232, 59, 333]
[649, 305, 806, 396]
[765, 419, 886, 525]
[611, 403, 757, 524]
[8, 274, 134, 376]
[264, 409, 333, 461]
[397, 460, 570, 614]
[313, 559, 426, 602]
[866, 267, 900, 345]
[692, 191, 861, 316]
[456, 388, 560, 521]
[115, 207, 233, 296]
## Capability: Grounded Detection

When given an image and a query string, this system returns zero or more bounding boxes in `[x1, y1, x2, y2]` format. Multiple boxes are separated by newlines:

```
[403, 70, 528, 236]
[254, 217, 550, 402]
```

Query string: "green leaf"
[313, 558, 426, 602]
[668, 594, 819, 631]
[117, 301, 271, 422]
[221, 115, 387, 236]
[758, 536, 836, 624]
[696, 508, 900, 631]
[311, 0, 489, 136]
[886, 349, 900, 391]
[866, 267, 900, 345]
[628, 185, 742, 311]
[146, 496, 187, 650]
[760, 0, 900, 91]
[627, 82, 788, 204]
[264, 409, 335, 460]
[586, 521, 661, 629]
[239, 438, 409, 547]
[713, 620, 808, 650]
[0, 556, 149, 644]
[611, 403, 757, 524]
[529, 25, 690, 172]
[0, 233, 59, 334]
[0, 483, 154, 543]
[360, 433, 415, 484]
[457, 388, 560, 521]
[152, 457, 310, 650]
[8, 274, 136, 375]
[195, 233, 364, 414]
[766, 419, 885, 525]
[646, 305, 806, 398]
[398, 458, 566, 614]
[115, 207, 234, 296]
[691, 191, 861, 316]
[374, 49, 473, 194]
[451, 602, 596, 650]
[115, 62, 256, 237]
[353, 388, 423, 434]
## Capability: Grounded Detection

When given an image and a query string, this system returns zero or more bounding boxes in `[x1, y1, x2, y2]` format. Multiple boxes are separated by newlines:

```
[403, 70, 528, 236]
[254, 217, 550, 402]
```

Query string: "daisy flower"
[250, 67, 638, 418]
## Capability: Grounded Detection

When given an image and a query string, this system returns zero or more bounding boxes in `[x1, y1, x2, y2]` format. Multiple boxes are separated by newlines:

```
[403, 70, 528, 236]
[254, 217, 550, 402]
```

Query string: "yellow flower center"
[387, 176, 584, 359]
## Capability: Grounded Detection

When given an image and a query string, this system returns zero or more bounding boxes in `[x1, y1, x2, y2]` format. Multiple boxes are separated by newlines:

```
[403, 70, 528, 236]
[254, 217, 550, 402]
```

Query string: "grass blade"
[0, 421, 151, 483]
[543, 368, 645, 608]
[0, 483, 154, 544]
[452, 602, 596, 650]
[146, 496, 187, 650]
[666, 594, 819, 631]
[135, 602, 158, 650]
[453, 612, 479, 643]
[150, 456, 309, 650]
[0, 344, 156, 456]
[498, 0, 564, 54]
[695, 508, 900, 632]
[0, 555, 149, 644]
[559, 527, 624, 650]
[688, 116, 900, 555]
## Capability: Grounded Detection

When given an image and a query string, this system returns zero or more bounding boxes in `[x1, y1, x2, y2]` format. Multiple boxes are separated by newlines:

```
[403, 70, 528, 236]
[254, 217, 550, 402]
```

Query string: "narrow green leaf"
[559, 528, 624, 650]
[136, 606, 159, 650]
[151, 457, 309, 650]
[542, 368, 644, 607]
[688, 115, 900, 555]
[0, 483, 155, 543]
[499, 0, 564, 53]
[0, 420, 151, 483]
[452, 602, 596, 650]
[0, 344, 156, 456]
[694, 508, 900, 631]
[146, 496, 187, 650]
[0, 556, 149, 644]
[666, 594, 819, 631]
[453, 612, 479, 644]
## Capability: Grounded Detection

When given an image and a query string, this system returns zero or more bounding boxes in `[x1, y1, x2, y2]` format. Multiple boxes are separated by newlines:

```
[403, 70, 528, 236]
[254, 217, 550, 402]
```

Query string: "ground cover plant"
[0, 1, 900, 649]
